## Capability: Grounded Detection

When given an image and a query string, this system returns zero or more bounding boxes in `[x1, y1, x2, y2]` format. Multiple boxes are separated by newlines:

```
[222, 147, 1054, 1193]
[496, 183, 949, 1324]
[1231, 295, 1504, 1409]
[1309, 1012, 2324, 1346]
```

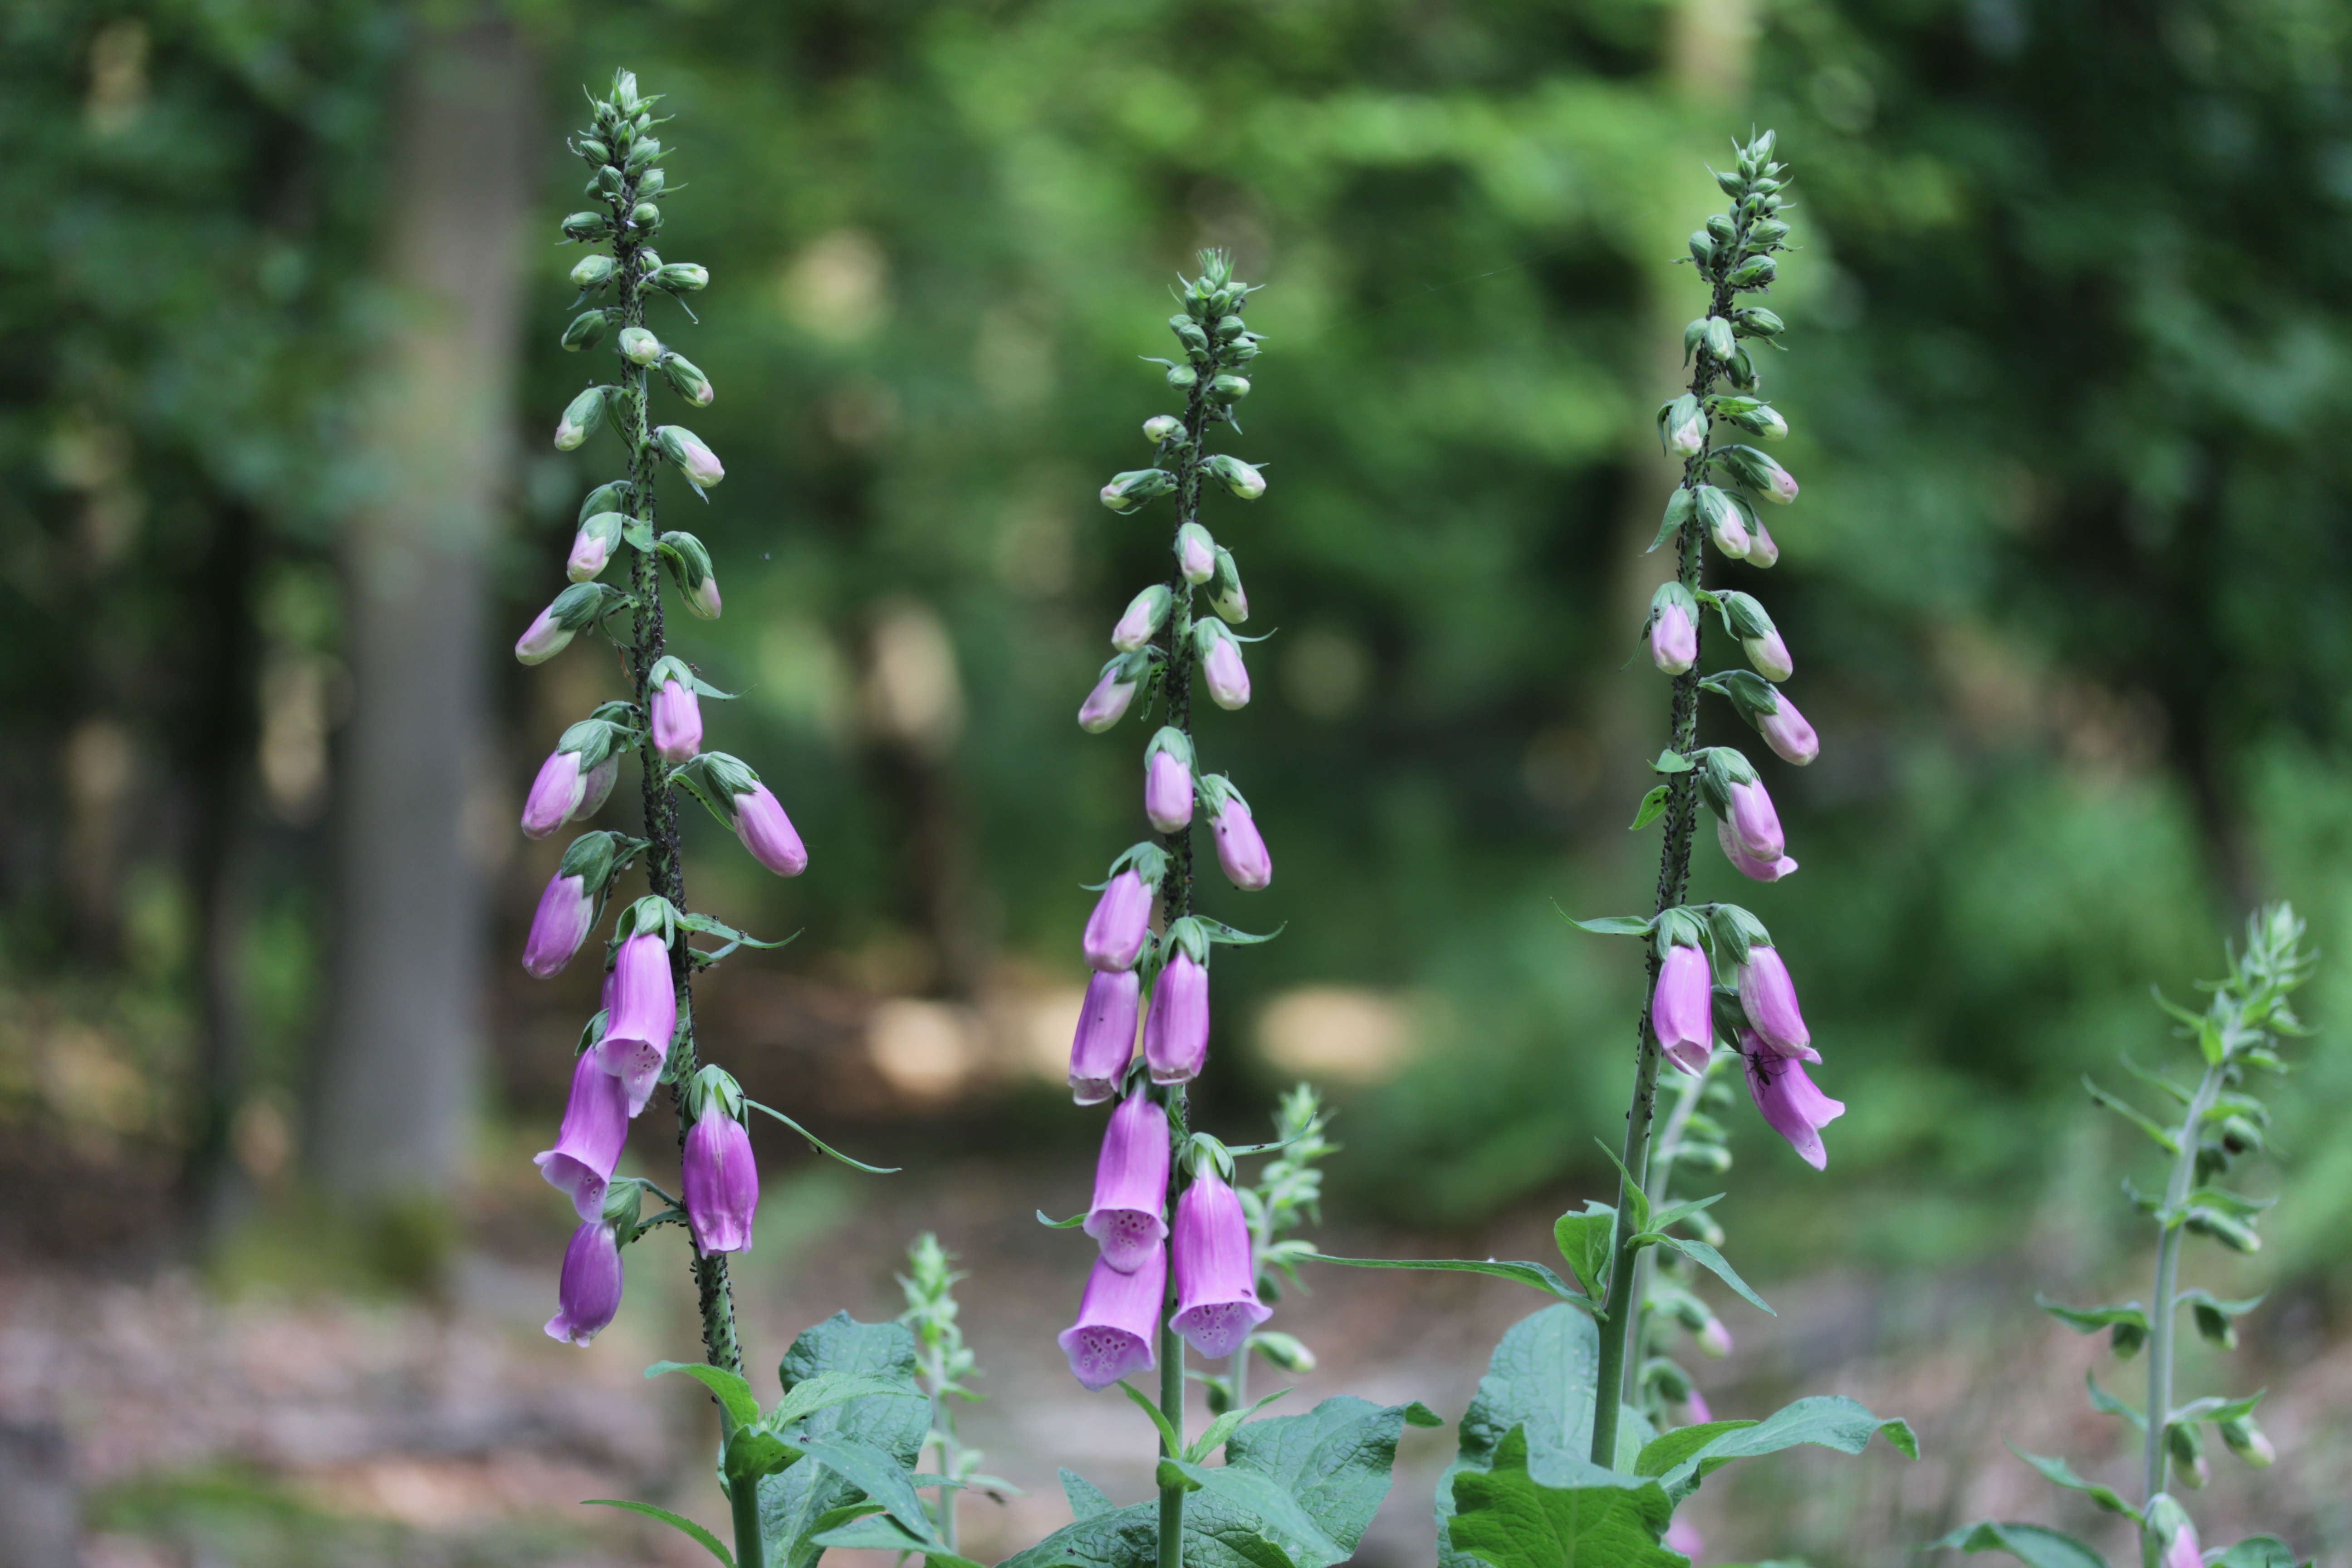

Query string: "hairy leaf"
[645, 1359, 760, 1430]
[810, 1513, 984, 1568]
[1651, 1236, 1773, 1317]
[1934, 1521, 2110, 1568]
[1659, 1396, 1916, 1502]
[757, 1314, 931, 1568]
[1436, 1305, 1601, 1568]
[1061, 1469, 1115, 1521]
[1447, 1427, 1683, 1568]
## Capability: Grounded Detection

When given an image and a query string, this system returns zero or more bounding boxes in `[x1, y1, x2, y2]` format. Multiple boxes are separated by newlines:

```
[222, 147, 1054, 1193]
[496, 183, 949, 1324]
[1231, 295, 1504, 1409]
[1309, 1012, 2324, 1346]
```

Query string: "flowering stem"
[1156, 1083, 1191, 1568]
[1589, 196, 1754, 1466]
[2142, 1058, 2223, 1558]
[1620, 1055, 1708, 1409]
[613, 170, 743, 1383]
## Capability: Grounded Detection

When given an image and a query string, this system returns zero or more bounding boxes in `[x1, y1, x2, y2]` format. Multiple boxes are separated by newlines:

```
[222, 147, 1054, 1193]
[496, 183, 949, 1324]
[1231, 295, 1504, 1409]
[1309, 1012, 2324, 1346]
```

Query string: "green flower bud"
[651, 262, 708, 293]
[2166, 1423, 2210, 1489]
[570, 254, 616, 291]
[612, 69, 641, 111]
[625, 136, 660, 172]
[618, 326, 662, 366]
[1749, 218, 1790, 247]
[630, 201, 661, 229]
[1099, 469, 1176, 513]
[1165, 363, 1198, 392]
[1142, 414, 1183, 444]
[1677, 1142, 1732, 1175]
[1727, 254, 1778, 288]
[554, 386, 608, 451]
[1209, 547, 1248, 623]
[655, 426, 725, 489]
[594, 164, 625, 199]
[561, 211, 611, 242]
[1247, 1331, 1315, 1373]
[1712, 168, 1746, 198]
[1214, 314, 1248, 343]
[574, 136, 610, 166]
[1688, 231, 1715, 266]
[1209, 373, 1250, 403]
[1169, 314, 1210, 357]
[2189, 1300, 2238, 1349]
[1204, 453, 1265, 500]
[562, 310, 612, 352]
[2219, 1417, 2275, 1468]
[578, 480, 633, 525]
[1714, 397, 1788, 441]
[1702, 315, 1737, 363]
[2218, 1115, 2263, 1155]
[660, 353, 714, 407]
[637, 167, 666, 198]
[2109, 1320, 2149, 1359]
[2185, 1208, 2261, 1253]
[1642, 1357, 1694, 1402]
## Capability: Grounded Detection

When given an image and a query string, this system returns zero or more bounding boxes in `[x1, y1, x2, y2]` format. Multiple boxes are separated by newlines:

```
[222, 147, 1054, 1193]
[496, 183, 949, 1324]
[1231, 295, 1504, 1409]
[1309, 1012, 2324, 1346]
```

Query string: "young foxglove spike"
[1083, 871, 1153, 973]
[1083, 1093, 1170, 1273]
[1210, 789, 1271, 891]
[1058, 1247, 1166, 1390]
[1170, 1168, 1271, 1358]
[544, 1219, 625, 1346]
[1737, 945, 1812, 1058]
[596, 931, 676, 1103]
[535, 1049, 631, 1221]
[1651, 941, 1713, 1076]
[1069, 969, 1142, 1105]
[1145, 949, 1210, 1085]
[1743, 1037, 1844, 1171]
[682, 1104, 759, 1254]
[651, 676, 703, 763]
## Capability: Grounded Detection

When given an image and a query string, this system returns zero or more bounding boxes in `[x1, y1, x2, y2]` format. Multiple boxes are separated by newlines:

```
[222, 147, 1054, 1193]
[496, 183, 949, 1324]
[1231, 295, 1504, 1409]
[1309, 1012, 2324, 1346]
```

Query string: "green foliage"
[1449, 1428, 1684, 1568]
[755, 1313, 934, 1568]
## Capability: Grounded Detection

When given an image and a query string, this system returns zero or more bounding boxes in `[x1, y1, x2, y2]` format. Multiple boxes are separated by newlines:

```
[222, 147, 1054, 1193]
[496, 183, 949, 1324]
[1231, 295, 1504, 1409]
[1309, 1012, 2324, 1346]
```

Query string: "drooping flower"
[1210, 792, 1271, 891]
[1743, 1039, 1844, 1171]
[1716, 819, 1798, 883]
[1083, 1093, 1170, 1273]
[1726, 778, 1784, 863]
[1058, 1246, 1167, 1390]
[651, 677, 702, 763]
[1146, 748, 1193, 834]
[523, 871, 598, 978]
[597, 931, 676, 1112]
[521, 749, 588, 840]
[1078, 666, 1138, 732]
[730, 782, 807, 877]
[1651, 601, 1697, 676]
[1144, 949, 1210, 1085]
[535, 1049, 632, 1221]
[578, 755, 619, 818]
[1069, 969, 1142, 1104]
[1736, 945, 1811, 1058]
[1651, 941, 1713, 1076]
[1083, 871, 1152, 973]
[1170, 1168, 1271, 1358]
[682, 1106, 759, 1254]
[1757, 692, 1818, 766]
[544, 1219, 624, 1346]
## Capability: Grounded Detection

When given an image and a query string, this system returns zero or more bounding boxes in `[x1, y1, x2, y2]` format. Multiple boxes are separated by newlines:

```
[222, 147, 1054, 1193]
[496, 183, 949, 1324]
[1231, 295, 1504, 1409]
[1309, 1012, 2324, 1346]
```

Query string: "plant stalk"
[1619, 1057, 1708, 1411]
[2142, 1058, 2224, 1559]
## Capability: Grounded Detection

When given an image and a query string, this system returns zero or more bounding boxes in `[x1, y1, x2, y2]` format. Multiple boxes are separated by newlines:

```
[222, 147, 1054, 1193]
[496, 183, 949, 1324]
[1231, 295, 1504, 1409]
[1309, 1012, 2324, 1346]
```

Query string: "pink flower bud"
[578, 755, 619, 818]
[1177, 524, 1215, 585]
[1145, 949, 1209, 1085]
[1743, 1039, 1844, 1171]
[1201, 635, 1250, 711]
[1665, 1518, 1704, 1562]
[1665, 405, 1707, 457]
[568, 514, 622, 582]
[1210, 795, 1271, 891]
[1745, 629, 1793, 682]
[1078, 668, 1137, 732]
[1757, 692, 1818, 766]
[535, 1049, 631, 1220]
[1170, 1169, 1270, 1357]
[1058, 1247, 1166, 1390]
[1726, 778, 1784, 862]
[686, 574, 722, 620]
[544, 1220, 624, 1346]
[1709, 503, 1752, 559]
[521, 749, 588, 840]
[1070, 969, 1142, 1104]
[1737, 945, 1811, 1058]
[1112, 586, 1172, 653]
[1746, 520, 1780, 567]
[1084, 1093, 1170, 1273]
[654, 425, 725, 488]
[651, 677, 702, 763]
[732, 783, 807, 877]
[1697, 1318, 1733, 1358]
[515, 606, 575, 665]
[1651, 942, 1712, 1077]
[597, 931, 676, 1108]
[1083, 871, 1153, 973]
[1717, 818, 1798, 882]
[1680, 1388, 1713, 1426]
[1757, 456, 1798, 503]
[1651, 602, 1697, 675]
[523, 872, 597, 978]
[1146, 750, 1193, 834]
[683, 1107, 759, 1254]
[2163, 1519, 2200, 1568]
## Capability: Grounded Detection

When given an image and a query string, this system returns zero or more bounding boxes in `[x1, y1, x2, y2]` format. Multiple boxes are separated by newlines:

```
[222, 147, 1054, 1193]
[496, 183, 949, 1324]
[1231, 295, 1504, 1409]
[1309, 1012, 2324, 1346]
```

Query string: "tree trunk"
[309, 18, 532, 1212]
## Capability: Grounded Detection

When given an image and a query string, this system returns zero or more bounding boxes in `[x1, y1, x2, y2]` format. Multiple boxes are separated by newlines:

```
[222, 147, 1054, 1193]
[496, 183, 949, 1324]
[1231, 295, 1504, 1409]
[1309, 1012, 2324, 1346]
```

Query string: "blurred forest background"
[3, 0, 2352, 1564]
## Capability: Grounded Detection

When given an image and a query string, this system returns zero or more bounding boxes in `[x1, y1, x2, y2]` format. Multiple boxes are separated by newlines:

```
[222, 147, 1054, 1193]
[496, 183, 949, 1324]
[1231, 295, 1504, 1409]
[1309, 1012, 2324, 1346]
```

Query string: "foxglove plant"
[1943, 905, 2318, 1568]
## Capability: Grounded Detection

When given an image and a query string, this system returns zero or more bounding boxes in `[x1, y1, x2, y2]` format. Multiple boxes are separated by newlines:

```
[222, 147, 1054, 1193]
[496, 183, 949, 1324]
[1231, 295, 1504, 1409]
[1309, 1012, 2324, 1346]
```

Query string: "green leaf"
[1436, 1305, 1601, 1568]
[810, 1513, 985, 1568]
[647, 1360, 761, 1430]
[769, 1371, 915, 1432]
[2206, 1536, 2307, 1568]
[1632, 1420, 1758, 1477]
[1037, 1209, 1087, 1228]
[1306, 1253, 1594, 1311]
[794, 1434, 947, 1543]
[1224, 1396, 1441, 1553]
[2008, 1448, 2135, 1518]
[1186, 1388, 1294, 1464]
[583, 1499, 735, 1568]
[1933, 1520, 2110, 1568]
[2118, 1053, 2195, 1106]
[2169, 1388, 2265, 1426]
[2082, 1078, 2180, 1155]
[1552, 1203, 1618, 1298]
[743, 1099, 900, 1173]
[1645, 1193, 1725, 1236]
[2034, 1296, 2149, 1337]
[1658, 1396, 1917, 1502]
[2084, 1370, 2144, 1431]
[1652, 750, 1695, 774]
[756, 1314, 932, 1568]
[725, 1425, 801, 1484]
[1118, 1379, 1185, 1456]
[1061, 1469, 1115, 1521]
[1629, 785, 1671, 831]
[1590, 1142, 1653, 1237]
[1561, 912, 1657, 937]
[1163, 1460, 1348, 1566]
[1651, 1236, 1773, 1317]
[1447, 1427, 1684, 1568]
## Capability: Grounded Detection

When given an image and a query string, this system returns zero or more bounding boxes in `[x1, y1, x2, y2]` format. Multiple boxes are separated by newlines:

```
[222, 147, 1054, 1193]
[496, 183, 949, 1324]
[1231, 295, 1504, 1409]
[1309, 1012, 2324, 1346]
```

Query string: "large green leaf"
[1631, 1420, 1757, 1478]
[1447, 1427, 1684, 1568]
[1223, 1394, 1442, 1552]
[1436, 1305, 1601, 1568]
[2207, 1536, 2308, 1568]
[1934, 1521, 2109, 1568]
[1656, 1396, 1916, 1502]
[809, 1512, 985, 1568]
[1062, 1469, 1116, 1521]
[755, 1313, 932, 1568]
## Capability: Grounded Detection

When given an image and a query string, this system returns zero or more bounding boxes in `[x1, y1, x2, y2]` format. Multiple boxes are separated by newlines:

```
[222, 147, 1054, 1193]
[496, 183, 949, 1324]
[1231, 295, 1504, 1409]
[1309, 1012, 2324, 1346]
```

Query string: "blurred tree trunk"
[309, 17, 532, 1218]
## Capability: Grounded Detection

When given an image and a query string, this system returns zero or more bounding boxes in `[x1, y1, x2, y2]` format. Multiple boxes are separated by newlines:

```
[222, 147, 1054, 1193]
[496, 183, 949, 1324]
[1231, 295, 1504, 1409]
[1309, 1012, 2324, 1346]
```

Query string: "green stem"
[2143, 1058, 2224, 1558]
[1158, 1085, 1191, 1568]
[731, 1460, 767, 1568]
[1621, 1058, 1708, 1411]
